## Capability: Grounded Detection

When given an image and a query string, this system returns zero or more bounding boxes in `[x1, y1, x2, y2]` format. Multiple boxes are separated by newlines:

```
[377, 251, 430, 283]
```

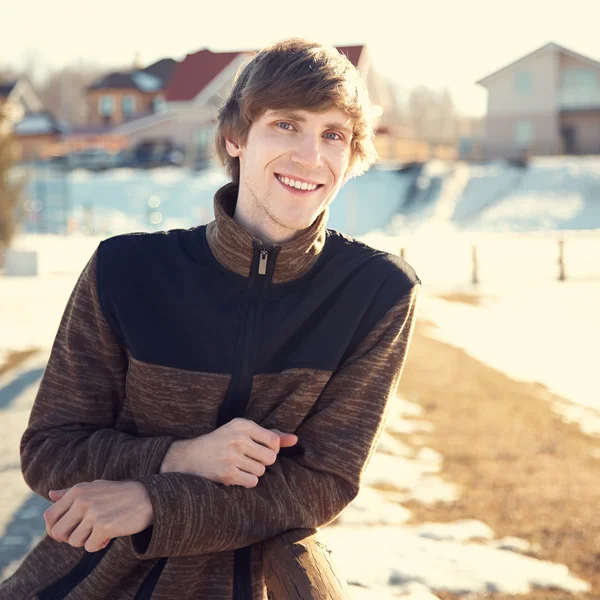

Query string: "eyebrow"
[268, 110, 353, 138]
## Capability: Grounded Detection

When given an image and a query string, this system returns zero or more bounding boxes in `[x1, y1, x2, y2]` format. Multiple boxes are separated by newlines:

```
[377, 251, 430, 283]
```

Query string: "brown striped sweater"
[0, 181, 420, 599]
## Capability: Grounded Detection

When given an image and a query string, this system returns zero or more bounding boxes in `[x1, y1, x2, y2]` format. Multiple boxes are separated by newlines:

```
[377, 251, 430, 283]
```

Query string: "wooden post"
[263, 529, 352, 599]
[471, 244, 479, 285]
[400, 247, 405, 260]
[558, 239, 566, 281]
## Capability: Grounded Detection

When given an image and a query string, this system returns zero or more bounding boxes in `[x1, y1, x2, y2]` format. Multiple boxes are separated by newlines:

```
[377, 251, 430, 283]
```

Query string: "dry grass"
[0, 349, 40, 377]
[436, 292, 487, 306]
[393, 320, 600, 600]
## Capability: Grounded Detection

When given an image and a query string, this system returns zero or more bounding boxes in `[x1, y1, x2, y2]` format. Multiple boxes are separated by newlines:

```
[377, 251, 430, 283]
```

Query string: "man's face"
[225, 106, 353, 237]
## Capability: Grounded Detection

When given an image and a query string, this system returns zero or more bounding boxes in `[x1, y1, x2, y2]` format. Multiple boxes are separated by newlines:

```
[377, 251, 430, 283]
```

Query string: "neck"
[206, 181, 328, 284]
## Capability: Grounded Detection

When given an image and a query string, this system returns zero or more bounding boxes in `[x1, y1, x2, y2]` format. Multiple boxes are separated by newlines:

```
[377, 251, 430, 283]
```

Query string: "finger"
[245, 422, 281, 452]
[236, 456, 267, 478]
[49, 489, 69, 501]
[44, 495, 74, 537]
[50, 508, 85, 543]
[68, 519, 94, 548]
[245, 442, 278, 467]
[276, 432, 298, 448]
[85, 528, 112, 554]
[232, 468, 259, 489]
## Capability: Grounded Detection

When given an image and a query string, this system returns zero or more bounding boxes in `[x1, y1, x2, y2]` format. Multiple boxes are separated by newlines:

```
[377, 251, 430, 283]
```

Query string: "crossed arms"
[22, 249, 420, 558]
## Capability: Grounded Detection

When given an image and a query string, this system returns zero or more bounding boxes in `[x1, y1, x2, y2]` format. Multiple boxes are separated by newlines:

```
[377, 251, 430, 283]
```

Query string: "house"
[111, 44, 402, 168]
[0, 78, 43, 123]
[12, 111, 68, 160]
[0, 78, 64, 160]
[85, 57, 177, 127]
[477, 42, 600, 159]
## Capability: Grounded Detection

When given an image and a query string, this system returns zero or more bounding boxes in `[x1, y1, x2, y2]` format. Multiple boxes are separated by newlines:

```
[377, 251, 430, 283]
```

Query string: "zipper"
[133, 242, 278, 600]
[228, 242, 277, 600]
[258, 249, 268, 275]
[216, 242, 277, 427]
[37, 539, 115, 600]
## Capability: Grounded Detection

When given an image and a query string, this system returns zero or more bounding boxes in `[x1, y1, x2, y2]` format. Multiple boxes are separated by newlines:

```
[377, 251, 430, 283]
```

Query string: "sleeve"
[127, 282, 421, 559]
[20, 244, 177, 500]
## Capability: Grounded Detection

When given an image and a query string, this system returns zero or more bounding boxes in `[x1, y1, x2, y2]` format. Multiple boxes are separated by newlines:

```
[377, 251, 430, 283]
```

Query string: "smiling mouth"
[274, 173, 324, 193]
[275, 173, 323, 192]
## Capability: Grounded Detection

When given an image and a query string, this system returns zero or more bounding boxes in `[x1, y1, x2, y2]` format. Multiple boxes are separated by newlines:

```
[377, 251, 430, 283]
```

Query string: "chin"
[267, 205, 316, 231]
[281, 214, 318, 232]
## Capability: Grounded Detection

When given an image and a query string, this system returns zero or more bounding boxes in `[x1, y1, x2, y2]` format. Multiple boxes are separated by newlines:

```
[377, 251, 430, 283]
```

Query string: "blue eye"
[324, 132, 342, 141]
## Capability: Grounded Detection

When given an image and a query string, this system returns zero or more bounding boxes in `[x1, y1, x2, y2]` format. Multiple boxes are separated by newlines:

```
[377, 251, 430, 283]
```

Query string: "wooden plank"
[263, 528, 352, 600]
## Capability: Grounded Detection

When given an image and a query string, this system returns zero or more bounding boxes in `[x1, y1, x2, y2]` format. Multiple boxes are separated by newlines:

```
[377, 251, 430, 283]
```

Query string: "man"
[1, 37, 420, 599]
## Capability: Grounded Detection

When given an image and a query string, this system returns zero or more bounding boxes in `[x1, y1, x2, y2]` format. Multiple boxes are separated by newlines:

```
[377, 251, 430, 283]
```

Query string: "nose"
[291, 134, 323, 170]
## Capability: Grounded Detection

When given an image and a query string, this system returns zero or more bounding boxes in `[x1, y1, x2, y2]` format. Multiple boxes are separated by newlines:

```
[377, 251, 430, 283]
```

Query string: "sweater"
[0, 181, 420, 600]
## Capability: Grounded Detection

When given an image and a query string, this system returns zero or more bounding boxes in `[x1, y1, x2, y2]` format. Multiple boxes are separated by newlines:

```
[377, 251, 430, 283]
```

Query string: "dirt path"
[0, 350, 41, 378]
[396, 320, 600, 599]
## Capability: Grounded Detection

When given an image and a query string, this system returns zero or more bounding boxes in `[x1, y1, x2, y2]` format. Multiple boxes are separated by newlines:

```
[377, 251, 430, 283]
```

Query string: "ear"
[224, 136, 243, 158]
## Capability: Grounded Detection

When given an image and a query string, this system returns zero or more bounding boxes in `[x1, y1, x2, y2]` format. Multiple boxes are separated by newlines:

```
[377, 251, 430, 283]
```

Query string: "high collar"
[205, 182, 328, 284]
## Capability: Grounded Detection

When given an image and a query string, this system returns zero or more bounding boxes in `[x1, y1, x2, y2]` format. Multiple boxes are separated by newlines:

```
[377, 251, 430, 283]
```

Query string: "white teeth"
[277, 175, 318, 191]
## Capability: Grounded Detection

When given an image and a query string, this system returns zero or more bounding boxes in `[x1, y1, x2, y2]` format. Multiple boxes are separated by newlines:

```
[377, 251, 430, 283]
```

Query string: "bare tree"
[1, 55, 105, 125]
[407, 85, 438, 142]
[38, 62, 105, 125]
[435, 87, 459, 144]
[403, 85, 462, 145]
[0, 107, 26, 263]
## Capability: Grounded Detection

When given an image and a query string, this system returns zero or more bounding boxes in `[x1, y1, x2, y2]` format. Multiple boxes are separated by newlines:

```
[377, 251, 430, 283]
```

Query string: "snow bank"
[321, 524, 590, 597]
[417, 282, 600, 431]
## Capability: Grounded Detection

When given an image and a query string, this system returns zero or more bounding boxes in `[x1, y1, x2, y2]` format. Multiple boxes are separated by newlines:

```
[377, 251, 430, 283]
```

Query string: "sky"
[2, 0, 599, 117]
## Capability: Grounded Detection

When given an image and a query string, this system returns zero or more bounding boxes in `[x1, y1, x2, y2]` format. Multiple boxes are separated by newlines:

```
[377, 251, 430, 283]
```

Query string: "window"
[562, 67, 598, 90]
[122, 95, 136, 117]
[153, 95, 166, 113]
[515, 71, 533, 94]
[98, 95, 114, 116]
[514, 120, 533, 146]
[560, 67, 600, 108]
[194, 125, 214, 147]
[193, 124, 216, 165]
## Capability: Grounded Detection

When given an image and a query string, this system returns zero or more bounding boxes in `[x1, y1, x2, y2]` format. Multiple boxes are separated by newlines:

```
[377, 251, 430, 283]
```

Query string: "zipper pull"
[258, 249, 269, 275]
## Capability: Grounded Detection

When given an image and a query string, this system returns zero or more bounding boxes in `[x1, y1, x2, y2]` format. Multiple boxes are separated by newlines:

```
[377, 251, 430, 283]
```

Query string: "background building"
[477, 42, 600, 160]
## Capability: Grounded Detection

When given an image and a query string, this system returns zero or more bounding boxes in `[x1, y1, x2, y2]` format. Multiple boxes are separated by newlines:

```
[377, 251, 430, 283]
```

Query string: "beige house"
[477, 42, 600, 159]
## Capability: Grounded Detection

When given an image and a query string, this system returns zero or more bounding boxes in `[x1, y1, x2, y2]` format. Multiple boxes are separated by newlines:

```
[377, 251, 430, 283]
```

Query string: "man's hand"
[160, 418, 298, 488]
[45, 480, 153, 552]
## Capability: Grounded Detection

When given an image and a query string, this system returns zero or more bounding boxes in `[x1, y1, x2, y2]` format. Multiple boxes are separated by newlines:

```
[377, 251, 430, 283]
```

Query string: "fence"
[392, 229, 600, 288]
[263, 529, 351, 599]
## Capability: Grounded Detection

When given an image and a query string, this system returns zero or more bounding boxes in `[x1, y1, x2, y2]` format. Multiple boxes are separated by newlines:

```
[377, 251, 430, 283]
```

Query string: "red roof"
[165, 50, 245, 102]
[336, 45, 364, 68]
[165, 45, 364, 103]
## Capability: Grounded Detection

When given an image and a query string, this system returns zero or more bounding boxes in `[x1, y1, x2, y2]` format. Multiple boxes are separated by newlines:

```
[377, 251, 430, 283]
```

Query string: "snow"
[394, 156, 600, 234]
[322, 524, 589, 597]
[414, 283, 600, 435]
[13, 114, 57, 136]
[3, 156, 600, 597]
[0, 350, 590, 597]
[20, 164, 414, 238]
[466, 157, 600, 232]
[361, 451, 459, 507]
[131, 71, 162, 92]
[321, 402, 590, 597]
